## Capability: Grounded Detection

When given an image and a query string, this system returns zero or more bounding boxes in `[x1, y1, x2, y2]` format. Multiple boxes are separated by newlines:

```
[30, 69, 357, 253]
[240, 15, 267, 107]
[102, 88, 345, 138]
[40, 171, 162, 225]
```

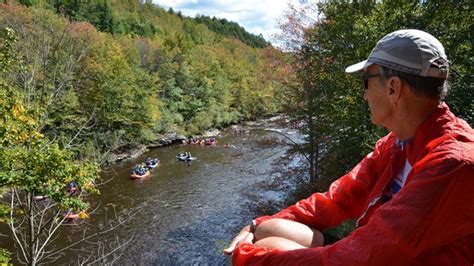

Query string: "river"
[1, 117, 305, 265]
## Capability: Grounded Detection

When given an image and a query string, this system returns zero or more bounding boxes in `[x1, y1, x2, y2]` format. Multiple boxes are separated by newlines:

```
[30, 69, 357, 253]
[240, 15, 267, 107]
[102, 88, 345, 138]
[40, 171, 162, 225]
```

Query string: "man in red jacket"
[224, 29, 474, 265]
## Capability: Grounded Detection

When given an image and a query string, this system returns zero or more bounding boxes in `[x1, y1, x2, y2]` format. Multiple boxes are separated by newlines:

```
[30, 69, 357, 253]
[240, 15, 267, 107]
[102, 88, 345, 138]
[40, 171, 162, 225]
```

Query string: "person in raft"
[224, 29, 474, 265]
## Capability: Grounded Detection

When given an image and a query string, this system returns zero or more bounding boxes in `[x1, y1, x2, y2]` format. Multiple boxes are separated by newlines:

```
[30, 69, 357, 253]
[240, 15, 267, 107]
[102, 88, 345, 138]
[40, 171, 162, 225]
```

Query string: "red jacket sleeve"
[255, 134, 393, 230]
[234, 152, 474, 265]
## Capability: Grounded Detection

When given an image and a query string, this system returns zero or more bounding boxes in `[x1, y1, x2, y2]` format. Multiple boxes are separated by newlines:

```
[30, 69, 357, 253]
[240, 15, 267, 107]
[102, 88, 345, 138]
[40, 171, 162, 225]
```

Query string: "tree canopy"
[195, 14, 270, 48]
[0, 1, 288, 162]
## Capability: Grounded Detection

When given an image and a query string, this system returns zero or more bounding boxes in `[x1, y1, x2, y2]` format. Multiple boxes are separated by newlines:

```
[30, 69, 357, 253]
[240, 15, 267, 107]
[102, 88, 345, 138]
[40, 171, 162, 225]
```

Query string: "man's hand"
[224, 226, 254, 266]
[223, 225, 255, 255]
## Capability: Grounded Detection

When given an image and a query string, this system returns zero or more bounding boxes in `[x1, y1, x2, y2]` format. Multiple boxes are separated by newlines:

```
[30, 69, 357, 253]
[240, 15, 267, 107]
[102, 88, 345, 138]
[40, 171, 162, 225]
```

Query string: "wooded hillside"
[0, 0, 290, 163]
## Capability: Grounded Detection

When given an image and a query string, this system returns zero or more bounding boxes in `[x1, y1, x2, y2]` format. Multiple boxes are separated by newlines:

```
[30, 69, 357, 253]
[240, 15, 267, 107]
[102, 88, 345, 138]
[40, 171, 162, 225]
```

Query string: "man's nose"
[363, 89, 368, 101]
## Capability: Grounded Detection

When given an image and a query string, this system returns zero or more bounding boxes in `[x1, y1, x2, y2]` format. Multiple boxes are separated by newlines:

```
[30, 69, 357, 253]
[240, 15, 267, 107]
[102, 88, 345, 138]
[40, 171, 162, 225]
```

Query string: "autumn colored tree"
[0, 27, 100, 265]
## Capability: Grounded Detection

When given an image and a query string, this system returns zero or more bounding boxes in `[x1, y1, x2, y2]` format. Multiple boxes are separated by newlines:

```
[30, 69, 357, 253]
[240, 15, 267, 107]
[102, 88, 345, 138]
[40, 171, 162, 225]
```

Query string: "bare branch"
[66, 109, 96, 149]
[39, 206, 141, 263]
[8, 190, 29, 264]
[82, 236, 134, 265]
[258, 128, 310, 164]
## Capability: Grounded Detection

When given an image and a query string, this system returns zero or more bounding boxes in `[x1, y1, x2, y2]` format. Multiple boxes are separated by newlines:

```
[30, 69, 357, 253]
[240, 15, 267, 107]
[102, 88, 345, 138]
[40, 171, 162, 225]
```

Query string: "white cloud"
[152, 0, 302, 43]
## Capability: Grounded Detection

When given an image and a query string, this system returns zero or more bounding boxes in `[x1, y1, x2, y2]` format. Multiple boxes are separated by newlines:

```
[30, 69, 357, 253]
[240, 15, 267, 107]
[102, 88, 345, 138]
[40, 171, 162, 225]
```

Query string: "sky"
[152, 0, 302, 44]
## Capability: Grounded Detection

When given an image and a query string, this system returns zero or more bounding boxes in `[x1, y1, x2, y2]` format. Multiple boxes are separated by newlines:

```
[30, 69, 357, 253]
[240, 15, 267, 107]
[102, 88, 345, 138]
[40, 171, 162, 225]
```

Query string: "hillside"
[194, 14, 270, 48]
[19, 0, 270, 48]
[0, 0, 292, 162]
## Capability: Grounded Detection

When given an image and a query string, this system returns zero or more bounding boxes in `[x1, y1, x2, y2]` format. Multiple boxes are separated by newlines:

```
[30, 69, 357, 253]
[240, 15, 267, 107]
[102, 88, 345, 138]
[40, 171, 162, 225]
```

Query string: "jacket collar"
[404, 102, 453, 164]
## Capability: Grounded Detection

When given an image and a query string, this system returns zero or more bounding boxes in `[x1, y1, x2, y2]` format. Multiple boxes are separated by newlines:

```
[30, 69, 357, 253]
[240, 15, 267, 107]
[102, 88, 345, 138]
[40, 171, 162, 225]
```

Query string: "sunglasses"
[361, 73, 384, 90]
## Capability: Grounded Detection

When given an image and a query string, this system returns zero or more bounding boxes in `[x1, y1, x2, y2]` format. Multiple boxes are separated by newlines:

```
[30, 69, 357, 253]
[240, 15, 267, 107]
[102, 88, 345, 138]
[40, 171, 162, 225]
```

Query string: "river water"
[1, 118, 305, 265]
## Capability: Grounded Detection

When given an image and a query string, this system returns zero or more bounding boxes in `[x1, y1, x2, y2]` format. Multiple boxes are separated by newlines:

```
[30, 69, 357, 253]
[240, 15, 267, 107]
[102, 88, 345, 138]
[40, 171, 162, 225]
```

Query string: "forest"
[0, 0, 472, 264]
[194, 14, 270, 48]
[0, 0, 289, 162]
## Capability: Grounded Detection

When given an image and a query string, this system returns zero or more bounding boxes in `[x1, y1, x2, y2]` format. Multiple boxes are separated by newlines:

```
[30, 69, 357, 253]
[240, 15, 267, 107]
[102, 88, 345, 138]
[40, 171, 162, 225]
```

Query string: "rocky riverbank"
[105, 129, 222, 164]
[105, 115, 292, 164]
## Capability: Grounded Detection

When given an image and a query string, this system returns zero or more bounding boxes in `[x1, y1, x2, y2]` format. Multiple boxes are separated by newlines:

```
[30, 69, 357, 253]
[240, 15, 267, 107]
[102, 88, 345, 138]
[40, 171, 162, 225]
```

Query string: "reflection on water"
[1, 121, 303, 265]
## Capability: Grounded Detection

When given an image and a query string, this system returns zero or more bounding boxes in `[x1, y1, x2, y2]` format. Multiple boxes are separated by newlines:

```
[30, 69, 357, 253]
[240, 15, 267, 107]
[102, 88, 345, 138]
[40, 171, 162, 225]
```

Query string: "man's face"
[363, 65, 393, 127]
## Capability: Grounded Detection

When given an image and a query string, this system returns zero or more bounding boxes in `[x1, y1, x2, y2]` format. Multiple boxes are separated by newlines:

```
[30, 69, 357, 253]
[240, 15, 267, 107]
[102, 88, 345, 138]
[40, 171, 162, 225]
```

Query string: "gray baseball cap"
[345, 29, 449, 78]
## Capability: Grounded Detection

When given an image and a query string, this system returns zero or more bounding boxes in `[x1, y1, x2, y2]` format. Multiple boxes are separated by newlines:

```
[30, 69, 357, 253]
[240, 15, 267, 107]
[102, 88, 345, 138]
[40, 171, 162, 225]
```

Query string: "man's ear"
[387, 76, 403, 101]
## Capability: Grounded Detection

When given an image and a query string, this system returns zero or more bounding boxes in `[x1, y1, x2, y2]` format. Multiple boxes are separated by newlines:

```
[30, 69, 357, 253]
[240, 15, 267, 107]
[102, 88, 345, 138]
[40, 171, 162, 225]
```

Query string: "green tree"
[76, 34, 159, 152]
